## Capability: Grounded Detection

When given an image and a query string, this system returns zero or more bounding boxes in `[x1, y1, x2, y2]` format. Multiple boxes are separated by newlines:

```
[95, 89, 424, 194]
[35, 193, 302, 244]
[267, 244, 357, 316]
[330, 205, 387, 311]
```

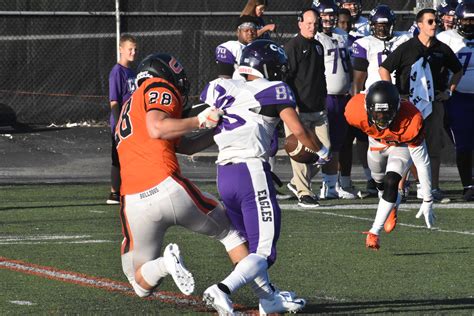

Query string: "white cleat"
[163, 243, 194, 295]
[203, 284, 234, 316]
[319, 182, 339, 200]
[336, 182, 358, 200]
[259, 289, 306, 315]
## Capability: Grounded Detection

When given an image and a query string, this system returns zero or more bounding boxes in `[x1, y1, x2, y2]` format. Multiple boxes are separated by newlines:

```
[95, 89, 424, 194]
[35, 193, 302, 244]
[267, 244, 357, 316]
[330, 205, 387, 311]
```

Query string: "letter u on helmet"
[135, 53, 190, 100]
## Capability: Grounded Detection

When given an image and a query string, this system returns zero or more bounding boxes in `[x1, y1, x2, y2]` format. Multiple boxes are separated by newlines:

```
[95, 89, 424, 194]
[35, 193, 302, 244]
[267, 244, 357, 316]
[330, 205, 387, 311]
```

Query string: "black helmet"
[365, 81, 400, 130]
[238, 39, 289, 81]
[455, 1, 474, 39]
[136, 53, 190, 100]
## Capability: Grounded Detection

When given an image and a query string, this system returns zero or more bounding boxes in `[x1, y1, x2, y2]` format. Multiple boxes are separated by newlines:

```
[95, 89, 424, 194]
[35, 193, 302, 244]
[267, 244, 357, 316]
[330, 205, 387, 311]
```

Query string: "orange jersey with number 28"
[115, 77, 183, 195]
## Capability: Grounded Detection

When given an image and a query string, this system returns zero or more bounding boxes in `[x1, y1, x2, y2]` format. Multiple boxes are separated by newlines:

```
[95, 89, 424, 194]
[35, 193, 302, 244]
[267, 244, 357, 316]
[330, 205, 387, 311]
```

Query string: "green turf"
[1, 183, 473, 314]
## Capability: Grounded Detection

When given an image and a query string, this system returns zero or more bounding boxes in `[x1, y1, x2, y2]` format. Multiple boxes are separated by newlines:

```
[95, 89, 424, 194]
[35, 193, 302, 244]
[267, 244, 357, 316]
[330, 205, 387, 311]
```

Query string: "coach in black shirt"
[379, 8, 463, 201]
[284, 9, 326, 113]
[283, 8, 329, 208]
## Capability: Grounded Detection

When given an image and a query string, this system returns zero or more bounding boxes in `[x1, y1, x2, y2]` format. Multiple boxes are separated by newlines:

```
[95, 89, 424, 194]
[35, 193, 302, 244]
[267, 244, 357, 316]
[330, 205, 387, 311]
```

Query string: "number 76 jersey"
[200, 77, 296, 164]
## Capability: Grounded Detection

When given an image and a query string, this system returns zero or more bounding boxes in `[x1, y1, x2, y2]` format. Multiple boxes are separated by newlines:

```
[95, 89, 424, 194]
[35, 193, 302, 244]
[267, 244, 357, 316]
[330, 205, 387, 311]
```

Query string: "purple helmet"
[369, 5, 396, 40]
[455, 1, 474, 39]
[437, 0, 458, 17]
[239, 39, 289, 81]
[312, 0, 339, 31]
[337, 0, 362, 20]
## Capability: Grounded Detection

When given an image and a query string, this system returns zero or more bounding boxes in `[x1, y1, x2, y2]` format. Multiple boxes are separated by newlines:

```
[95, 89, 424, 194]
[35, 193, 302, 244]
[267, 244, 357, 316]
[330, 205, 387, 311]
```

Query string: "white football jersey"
[315, 28, 351, 95]
[352, 31, 411, 90]
[437, 30, 474, 94]
[200, 78, 296, 164]
[350, 16, 370, 39]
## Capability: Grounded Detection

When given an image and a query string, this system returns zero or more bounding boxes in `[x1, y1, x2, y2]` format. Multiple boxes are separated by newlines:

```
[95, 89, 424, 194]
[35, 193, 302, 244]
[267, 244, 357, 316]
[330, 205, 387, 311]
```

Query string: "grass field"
[1, 182, 473, 315]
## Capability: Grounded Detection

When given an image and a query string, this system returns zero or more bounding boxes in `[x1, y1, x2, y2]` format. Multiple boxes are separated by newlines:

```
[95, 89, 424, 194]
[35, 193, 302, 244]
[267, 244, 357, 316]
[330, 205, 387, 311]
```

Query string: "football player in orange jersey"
[115, 53, 247, 298]
[344, 81, 436, 250]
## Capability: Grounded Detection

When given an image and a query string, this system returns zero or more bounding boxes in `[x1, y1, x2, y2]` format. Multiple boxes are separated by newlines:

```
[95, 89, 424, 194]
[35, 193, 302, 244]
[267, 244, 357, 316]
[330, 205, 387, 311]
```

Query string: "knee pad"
[218, 228, 247, 252]
[382, 172, 402, 203]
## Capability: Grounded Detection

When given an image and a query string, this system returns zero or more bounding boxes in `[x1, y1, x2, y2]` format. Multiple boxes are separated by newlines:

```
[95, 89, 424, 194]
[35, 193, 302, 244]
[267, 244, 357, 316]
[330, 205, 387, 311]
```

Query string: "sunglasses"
[425, 19, 437, 25]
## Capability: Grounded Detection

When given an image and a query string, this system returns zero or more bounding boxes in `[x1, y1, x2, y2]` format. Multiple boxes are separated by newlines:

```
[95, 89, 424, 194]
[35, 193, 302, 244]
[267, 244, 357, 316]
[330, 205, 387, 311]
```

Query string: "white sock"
[250, 270, 274, 300]
[370, 198, 395, 235]
[326, 174, 338, 187]
[364, 168, 372, 181]
[221, 253, 268, 293]
[140, 257, 168, 288]
[340, 176, 351, 188]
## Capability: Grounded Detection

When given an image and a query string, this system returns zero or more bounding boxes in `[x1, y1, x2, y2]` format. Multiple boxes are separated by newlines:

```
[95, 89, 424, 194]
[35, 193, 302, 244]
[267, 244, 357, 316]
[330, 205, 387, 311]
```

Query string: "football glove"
[197, 106, 223, 129]
[313, 147, 331, 166]
[416, 200, 435, 228]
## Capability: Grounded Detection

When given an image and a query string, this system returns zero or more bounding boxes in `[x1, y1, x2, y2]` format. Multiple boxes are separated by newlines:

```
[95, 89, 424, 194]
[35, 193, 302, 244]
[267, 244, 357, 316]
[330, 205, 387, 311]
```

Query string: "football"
[284, 134, 319, 163]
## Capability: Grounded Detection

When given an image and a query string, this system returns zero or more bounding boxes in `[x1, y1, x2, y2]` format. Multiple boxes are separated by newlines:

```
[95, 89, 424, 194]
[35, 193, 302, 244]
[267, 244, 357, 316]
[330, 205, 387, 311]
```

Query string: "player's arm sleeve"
[351, 41, 369, 71]
[215, 45, 236, 78]
[143, 83, 180, 115]
[409, 141, 433, 201]
[199, 81, 217, 106]
[108, 69, 121, 103]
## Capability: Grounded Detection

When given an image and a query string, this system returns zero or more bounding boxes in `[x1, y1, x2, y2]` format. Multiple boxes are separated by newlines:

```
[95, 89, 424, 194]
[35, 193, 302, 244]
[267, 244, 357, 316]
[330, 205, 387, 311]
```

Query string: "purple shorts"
[217, 160, 280, 266]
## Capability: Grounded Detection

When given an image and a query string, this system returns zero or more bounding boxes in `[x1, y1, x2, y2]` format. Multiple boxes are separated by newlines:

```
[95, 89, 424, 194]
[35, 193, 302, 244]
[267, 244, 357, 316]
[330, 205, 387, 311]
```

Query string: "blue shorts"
[326, 94, 350, 151]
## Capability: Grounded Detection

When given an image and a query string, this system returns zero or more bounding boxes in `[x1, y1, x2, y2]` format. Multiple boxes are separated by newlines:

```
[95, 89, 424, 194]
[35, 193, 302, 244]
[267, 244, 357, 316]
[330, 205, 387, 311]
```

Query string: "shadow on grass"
[392, 251, 470, 256]
[0, 202, 112, 212]
[305, 297, 474, 313]
[0, 123, 68, 134]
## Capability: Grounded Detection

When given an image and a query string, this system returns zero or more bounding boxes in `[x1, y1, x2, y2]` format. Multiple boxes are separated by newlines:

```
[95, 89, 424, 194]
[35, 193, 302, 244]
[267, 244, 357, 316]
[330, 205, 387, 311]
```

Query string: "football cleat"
[259, 289, 306, 315]
[319, 182, 339, 199]
[203, 284, 234, 316]
[298, 195, 320, 208]
[163, 243, 195, 295]
[384, 206, 398, 233]
[106, 191, 120, 205]
[363, 231, 380, 250]
[336, 182, 358, 199]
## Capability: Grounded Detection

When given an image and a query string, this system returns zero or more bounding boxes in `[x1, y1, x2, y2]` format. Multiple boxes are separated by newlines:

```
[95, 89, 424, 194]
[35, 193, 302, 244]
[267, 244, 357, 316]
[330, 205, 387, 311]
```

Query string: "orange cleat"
[384, 207, 398, 233]
[363, 231, 380, 250]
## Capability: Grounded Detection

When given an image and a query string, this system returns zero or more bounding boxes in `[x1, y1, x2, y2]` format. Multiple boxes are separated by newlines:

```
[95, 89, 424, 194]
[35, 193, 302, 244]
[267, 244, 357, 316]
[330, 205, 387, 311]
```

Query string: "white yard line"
[0, 257, 248, 312]
[9, 300, 36, 306]
[280, 203, 474, 236]
[0, 234, 114, 245]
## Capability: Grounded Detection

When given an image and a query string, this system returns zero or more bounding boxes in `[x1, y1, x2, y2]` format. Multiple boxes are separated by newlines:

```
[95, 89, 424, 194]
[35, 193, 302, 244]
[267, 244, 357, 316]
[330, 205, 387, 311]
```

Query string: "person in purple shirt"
[107, 34, 137, 204]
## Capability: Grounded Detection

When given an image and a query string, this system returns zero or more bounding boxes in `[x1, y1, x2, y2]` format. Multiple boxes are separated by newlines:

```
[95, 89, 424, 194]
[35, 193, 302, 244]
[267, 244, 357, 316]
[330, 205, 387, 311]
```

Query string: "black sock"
[217, 283, 231, 295]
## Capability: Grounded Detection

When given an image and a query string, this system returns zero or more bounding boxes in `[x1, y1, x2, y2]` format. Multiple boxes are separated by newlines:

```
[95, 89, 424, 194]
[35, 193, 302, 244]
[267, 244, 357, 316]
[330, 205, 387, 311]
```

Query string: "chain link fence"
[1, 0, 418, 125]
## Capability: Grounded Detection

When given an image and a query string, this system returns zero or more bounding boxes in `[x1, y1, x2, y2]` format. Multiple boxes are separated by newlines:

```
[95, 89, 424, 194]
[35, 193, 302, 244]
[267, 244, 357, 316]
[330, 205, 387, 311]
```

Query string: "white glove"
[197, 106, 223, 129]
[416, 200, 435, 228]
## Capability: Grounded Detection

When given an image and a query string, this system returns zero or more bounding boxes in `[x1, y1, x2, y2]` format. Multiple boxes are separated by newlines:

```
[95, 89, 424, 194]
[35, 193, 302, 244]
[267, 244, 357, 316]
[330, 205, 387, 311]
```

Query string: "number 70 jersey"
[200, 77, 296, 164]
